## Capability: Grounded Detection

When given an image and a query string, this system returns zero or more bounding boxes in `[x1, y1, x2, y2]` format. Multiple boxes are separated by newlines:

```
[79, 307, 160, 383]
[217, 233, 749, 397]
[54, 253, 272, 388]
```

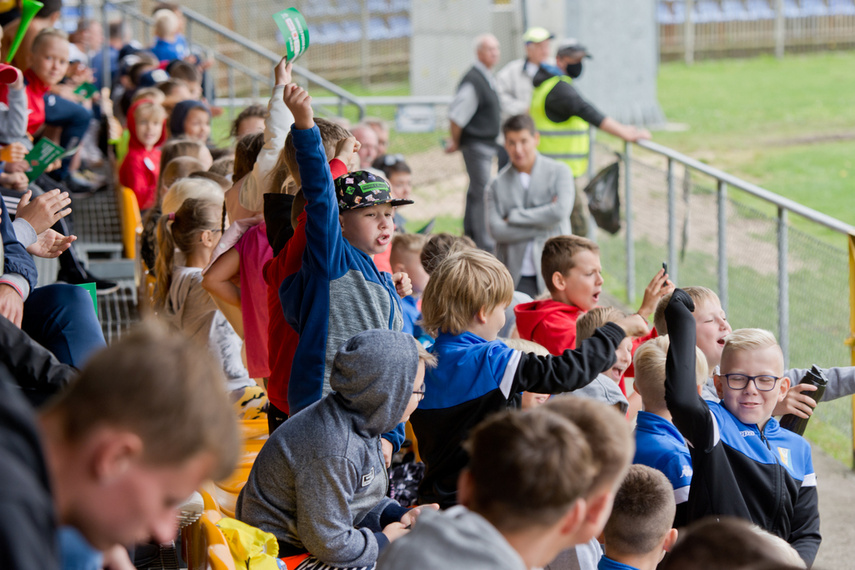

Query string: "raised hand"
[16, 189, 72, 234]
[282, 83, 313, 129]
[26, 229, 76, 258]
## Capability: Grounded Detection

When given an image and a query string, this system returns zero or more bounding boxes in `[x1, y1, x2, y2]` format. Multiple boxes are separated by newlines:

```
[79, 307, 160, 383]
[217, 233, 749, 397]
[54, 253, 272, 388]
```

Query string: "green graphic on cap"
[359, 182, 389, 194]
[273, 7, 310, 62]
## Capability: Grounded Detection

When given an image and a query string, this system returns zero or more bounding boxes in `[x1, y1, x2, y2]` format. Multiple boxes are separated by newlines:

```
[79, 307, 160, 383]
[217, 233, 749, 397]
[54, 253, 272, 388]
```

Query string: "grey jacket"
[0, 87, 30, 148]
[236, 329, 416, 567]
[486, 154, 574, 294]
[377, 506, 525, 570]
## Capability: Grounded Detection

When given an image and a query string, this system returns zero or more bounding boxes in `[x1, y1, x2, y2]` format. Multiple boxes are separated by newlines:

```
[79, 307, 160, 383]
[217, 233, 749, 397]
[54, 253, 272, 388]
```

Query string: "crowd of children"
[3, 4, 854, 570]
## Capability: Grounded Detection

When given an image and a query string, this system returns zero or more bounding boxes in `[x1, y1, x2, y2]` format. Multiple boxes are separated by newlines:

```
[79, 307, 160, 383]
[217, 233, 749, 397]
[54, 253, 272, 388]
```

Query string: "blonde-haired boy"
[575, 307, 633, 413]
[413, 248, 642, 508]
[540, 396, 635, 570]
[632, 335, 708, 526]
[600, 465, 678, 570]
[663, 289, 820, 566]
[390, 233, 430, 340]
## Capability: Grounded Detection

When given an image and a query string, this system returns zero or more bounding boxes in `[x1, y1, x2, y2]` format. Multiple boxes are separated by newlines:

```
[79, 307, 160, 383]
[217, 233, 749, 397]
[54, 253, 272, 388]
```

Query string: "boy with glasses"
[663, 289, 820, 566]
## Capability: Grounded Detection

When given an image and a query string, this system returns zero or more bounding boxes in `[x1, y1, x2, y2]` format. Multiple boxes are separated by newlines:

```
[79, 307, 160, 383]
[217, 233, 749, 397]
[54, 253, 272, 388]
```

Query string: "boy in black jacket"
[663, 289, 820, 566]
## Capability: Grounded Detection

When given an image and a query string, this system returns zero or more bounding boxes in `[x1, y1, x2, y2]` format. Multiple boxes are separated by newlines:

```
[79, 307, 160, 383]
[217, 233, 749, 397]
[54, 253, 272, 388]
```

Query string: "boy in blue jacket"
[412, 248, 647, 508]
[663, 289, 820, 566]
[278, 84, 413, 457]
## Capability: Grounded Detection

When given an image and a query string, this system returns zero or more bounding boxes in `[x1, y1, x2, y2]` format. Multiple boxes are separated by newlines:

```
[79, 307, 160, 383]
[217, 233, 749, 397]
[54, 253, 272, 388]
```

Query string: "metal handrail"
[636, 139, 855, 236]
[621, 137, 855, 367]
[178, 6, 366, 118]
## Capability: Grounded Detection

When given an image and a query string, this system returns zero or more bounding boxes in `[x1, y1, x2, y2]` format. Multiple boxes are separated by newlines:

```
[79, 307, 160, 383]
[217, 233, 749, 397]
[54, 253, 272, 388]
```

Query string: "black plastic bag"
[584, 161, 621, 234]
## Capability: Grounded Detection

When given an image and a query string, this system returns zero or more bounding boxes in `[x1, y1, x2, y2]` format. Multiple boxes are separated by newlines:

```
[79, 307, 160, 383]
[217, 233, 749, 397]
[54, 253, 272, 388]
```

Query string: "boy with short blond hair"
[632, 335, 708, 526]
[515, 235, 669, 381]
[663, 289, 820, 566]
[378, 407, 596, 570]
[600, 465, 678, 570]
[414, 248, 643, 508]
[390, 233, 430, 339]
[574, 307, 633, 413]
[540, 396, 635, 570]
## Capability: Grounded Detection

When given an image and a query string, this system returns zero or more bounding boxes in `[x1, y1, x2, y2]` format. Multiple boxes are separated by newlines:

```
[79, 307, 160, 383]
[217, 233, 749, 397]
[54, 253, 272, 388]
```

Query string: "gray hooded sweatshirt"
[236, 329, 415, 567]
[376, 506, 526, 570]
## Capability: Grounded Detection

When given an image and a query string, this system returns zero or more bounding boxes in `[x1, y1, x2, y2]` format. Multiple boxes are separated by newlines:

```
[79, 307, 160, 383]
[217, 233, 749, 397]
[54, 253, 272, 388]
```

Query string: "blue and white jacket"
[279, 125, 404, 448]
[410, 323, 625, 508]
[633, 411, 693, 526]
[663, 291, 820, 566]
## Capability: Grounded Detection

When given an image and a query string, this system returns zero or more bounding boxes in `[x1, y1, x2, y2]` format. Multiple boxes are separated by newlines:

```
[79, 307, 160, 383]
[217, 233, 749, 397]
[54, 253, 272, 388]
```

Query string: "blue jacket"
[279, 125, 404, 446]
[411, 324, 625, 508]
[633, 411, 692, 526]
[664, 291, 820, 566]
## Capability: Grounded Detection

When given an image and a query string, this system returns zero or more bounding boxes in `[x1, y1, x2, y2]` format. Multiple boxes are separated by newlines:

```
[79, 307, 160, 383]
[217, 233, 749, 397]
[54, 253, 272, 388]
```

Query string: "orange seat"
[116, 186, 142, 259]
[185, 512, 234, 570]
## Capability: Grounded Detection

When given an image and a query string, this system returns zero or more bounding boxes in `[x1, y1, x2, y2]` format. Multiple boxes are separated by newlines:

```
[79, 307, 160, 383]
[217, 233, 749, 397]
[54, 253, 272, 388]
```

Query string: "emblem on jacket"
[777, 447, 792, 469]
[361, 467, 375, 487]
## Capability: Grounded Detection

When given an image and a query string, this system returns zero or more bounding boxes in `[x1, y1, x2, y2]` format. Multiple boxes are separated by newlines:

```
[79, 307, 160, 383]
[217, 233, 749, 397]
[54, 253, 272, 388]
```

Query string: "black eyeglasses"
[720, 374, 781, 392]
[412, 388, 426, 402]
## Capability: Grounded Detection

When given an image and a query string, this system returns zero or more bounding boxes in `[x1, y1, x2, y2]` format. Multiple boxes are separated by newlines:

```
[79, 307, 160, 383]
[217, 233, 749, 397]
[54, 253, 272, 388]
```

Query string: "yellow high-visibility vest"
[530, 75, 590, 177]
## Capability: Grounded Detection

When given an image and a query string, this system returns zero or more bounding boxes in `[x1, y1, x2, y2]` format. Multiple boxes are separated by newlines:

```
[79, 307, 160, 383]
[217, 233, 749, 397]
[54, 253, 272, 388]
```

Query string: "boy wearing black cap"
[279, 84, 414, 439]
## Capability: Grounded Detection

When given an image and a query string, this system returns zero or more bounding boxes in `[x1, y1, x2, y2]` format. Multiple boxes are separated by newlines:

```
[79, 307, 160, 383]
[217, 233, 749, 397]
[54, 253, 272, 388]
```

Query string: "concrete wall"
[562, 0, 664, 126]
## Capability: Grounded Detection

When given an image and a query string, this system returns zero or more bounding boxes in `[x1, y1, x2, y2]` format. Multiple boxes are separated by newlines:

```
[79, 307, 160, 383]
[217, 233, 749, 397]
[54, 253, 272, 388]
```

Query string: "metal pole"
[777, 207, 789, 366]
[667, 158, 678, 285]
[717, 180, 729, 313]
[775, 0, 785, 58]
[101, 2, 111, 91]
[228, 67, 236, 124]
[361, 0, 370, 88]
[685, 0, 695, 65]
[625, 141, 635, 305]
[848, 235, 855, 469]
[586, 126, 597, 242]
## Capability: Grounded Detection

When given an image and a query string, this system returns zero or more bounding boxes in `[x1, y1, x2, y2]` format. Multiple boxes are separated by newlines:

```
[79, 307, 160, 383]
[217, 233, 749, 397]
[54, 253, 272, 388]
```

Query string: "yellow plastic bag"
[216, 517, 283, 570]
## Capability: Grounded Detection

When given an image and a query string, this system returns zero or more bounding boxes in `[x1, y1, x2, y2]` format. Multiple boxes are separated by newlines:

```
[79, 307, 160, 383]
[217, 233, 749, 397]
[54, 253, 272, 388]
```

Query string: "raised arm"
[664, 289, 716, 451]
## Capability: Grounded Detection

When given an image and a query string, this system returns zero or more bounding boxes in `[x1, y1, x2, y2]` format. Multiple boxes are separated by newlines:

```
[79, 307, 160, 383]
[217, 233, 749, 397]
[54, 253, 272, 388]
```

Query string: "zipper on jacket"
[759, 423, 786, 535]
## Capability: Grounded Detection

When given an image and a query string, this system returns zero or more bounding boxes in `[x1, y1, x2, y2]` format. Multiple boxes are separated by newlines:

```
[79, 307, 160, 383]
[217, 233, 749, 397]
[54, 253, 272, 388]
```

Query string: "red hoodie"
[514, 299, 584, 356]
[515, 298, 658, 394]
[119, 99, 167, 210]
[263, 158, 349, 415]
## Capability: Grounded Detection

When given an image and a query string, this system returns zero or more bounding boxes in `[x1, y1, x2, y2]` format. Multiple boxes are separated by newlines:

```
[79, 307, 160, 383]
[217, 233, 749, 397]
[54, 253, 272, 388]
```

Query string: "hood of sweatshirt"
[127, 99, 168, 150]
[169, 99, 210, 138]
[514, 299, 583, 341]
[329, 329, 418, 437]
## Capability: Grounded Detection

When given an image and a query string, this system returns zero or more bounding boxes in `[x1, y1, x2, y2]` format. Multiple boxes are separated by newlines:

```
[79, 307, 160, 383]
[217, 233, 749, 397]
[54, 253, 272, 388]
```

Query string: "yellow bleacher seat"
[117, 186, 142, 259]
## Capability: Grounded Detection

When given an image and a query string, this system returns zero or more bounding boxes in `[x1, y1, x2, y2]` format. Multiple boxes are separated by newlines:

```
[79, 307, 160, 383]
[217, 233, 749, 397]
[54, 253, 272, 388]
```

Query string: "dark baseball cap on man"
[335, 170, 414, 211]
[556, 38, 593, 59]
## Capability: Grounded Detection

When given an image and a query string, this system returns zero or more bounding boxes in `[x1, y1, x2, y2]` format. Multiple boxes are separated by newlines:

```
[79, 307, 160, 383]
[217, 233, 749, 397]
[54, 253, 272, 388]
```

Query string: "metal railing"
[101, 0, 366, 120]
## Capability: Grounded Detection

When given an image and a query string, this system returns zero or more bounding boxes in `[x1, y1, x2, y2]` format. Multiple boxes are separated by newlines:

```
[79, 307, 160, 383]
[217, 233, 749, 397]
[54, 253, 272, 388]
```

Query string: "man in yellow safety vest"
[530, 39, 651, 236]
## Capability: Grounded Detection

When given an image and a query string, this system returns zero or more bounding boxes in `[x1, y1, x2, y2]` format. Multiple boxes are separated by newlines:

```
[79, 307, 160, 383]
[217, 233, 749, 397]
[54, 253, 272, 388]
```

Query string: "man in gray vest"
[446, 34, 501, 252]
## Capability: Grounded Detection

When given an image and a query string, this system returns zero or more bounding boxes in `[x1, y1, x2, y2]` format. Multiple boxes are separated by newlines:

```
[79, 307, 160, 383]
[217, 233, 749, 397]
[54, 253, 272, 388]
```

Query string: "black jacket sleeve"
[513, 322, 624, 394]
[0, 313, 76, 407]
[544, 79, 606, 127]
[663, 289, 716, 452]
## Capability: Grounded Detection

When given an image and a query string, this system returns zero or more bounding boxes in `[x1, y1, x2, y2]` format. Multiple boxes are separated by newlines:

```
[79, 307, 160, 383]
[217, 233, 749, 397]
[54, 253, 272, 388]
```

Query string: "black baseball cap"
[335, 170, 414, 211]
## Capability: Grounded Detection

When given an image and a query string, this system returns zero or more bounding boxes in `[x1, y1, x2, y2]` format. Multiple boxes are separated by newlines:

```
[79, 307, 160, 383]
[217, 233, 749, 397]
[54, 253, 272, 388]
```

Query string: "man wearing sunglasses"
[662, 289, 820, 567]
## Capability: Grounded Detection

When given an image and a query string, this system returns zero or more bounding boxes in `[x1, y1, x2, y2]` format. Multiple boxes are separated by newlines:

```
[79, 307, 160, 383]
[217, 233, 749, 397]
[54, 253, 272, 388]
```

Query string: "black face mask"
[565, 61, 583, 79]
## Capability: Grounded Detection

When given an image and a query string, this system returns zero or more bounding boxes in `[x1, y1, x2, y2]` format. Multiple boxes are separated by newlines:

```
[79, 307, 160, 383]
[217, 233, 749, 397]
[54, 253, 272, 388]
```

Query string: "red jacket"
[263, 158, 348, 414]
[119, 99, 167, 210]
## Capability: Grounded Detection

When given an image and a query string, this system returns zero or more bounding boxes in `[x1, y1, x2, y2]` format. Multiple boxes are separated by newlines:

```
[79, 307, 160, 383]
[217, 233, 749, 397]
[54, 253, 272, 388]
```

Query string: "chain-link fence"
[591, 139, 853, 464]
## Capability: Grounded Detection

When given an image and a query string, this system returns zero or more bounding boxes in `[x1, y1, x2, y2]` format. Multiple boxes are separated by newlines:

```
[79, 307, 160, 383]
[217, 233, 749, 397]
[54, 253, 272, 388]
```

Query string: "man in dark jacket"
[446, 33, 502, 252]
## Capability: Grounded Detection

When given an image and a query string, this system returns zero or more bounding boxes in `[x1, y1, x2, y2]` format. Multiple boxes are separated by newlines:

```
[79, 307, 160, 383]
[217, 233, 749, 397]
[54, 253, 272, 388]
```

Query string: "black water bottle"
[779, 365, 828, 436]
